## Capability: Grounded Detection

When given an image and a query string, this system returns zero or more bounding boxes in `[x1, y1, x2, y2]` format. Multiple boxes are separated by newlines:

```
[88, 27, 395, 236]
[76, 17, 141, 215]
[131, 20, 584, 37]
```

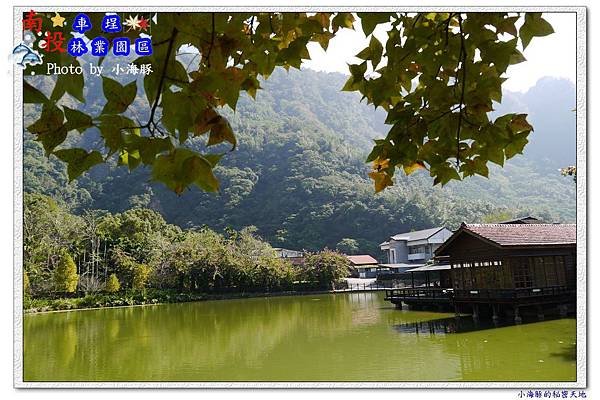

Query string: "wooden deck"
[385, 285, 575, 310]
[385, 287, 452, 307]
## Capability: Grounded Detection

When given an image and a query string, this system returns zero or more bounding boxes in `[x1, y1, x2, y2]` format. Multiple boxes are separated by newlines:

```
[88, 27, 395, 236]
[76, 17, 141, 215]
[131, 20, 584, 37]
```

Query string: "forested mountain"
[497, 77, 576, 169]
[23, 67, 576, 256]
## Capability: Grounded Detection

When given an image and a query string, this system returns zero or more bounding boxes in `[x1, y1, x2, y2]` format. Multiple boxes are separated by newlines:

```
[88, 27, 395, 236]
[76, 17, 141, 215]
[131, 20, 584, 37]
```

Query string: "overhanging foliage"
[24, 12, 553, 193]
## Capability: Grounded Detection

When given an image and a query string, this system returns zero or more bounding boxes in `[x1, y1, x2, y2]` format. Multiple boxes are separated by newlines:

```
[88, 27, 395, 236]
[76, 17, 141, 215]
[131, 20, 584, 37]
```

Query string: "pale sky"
[303, 13, 576, 93]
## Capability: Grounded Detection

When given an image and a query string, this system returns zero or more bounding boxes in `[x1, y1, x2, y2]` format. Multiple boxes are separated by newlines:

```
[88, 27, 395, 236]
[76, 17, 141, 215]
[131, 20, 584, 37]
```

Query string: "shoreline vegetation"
[24, 286, 375, 314]
[24, 193, 352, 314]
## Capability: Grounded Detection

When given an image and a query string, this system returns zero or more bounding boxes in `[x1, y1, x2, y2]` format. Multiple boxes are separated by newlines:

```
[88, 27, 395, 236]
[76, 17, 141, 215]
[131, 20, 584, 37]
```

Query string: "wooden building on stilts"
[385, 223, 576, 322]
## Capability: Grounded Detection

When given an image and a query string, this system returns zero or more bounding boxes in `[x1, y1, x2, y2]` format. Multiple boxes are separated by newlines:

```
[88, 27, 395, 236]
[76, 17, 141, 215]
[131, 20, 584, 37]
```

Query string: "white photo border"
[13, 5, 587, 389]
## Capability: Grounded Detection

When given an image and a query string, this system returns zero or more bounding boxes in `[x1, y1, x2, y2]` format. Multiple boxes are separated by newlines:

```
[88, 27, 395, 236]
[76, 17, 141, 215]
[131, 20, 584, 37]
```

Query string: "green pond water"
[23, 291, 576, 382]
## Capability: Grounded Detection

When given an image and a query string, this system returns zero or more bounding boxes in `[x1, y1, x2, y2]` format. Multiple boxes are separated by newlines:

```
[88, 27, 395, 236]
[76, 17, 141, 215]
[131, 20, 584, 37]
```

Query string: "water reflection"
[550, 344, 577, 362]
[394, 317, 462, 335]
[393, 315, 576, 336]
[23, 292, 576, 382]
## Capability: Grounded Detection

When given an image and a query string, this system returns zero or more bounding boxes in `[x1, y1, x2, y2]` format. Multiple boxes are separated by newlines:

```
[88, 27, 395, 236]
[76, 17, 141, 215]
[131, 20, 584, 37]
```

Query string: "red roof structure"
[464, 223, 576, 246]
[346, 255, 378, 266]
[436, 223, 576, 255]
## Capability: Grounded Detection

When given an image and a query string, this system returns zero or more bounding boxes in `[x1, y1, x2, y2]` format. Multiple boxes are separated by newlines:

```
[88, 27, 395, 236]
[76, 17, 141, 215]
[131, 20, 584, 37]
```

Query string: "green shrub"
[53, 249, 79, 293]
[23, 272, 30, 295]
[132, 264, 151, 290]
[303, 250, 350, 289]
[105, 274, 121, 293]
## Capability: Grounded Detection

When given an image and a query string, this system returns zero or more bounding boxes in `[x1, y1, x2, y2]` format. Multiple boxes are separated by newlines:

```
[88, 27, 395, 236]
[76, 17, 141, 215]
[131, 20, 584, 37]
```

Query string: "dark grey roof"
[390, 227, 446, 242]
[378, 263, 426, 273]
[497, 216, 542, 224]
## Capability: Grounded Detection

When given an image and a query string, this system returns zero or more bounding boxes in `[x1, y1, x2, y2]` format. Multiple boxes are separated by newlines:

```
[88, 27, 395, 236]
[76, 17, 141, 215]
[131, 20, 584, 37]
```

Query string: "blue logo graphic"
[12, 43, 43, 68]
[112, 37, 130, 56]
[134, 38, 153, 56]
[90, 37, 109, 57]
[101, 14, 122, 33]
[72, 13, 92, 34]
[67, 37, 88, 57]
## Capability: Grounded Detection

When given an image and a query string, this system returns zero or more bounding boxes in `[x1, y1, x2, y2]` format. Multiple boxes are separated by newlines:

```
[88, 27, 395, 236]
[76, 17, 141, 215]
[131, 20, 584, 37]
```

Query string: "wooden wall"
[451, 252, 575, 290]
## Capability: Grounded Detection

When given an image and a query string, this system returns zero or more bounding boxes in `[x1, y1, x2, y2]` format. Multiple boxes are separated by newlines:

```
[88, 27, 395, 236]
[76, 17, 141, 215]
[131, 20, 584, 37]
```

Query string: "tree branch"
[249, 16, 255, 44]
[403, 104, 461, 132]
[456, 14, 467, 167]
[269, 13, 275, 35]
[444, 12, 455, 47]
[396, 13, 456, 67]
[125, 27, 178, 137]
[147, 27, 179, 137]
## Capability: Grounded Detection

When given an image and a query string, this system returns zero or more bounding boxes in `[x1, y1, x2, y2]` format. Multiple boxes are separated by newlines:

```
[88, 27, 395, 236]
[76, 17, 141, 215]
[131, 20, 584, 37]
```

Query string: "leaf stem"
[206, 13, 216, 68]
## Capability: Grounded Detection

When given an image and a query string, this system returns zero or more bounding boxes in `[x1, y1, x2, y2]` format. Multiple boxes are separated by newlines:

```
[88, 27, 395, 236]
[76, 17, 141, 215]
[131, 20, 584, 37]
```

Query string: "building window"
[555, 255, 566, 285]
[544, 256, 558, 286]
[390, 249, 396, 263]
[409, 245, 426, 254]
[513, 260, 533, 288]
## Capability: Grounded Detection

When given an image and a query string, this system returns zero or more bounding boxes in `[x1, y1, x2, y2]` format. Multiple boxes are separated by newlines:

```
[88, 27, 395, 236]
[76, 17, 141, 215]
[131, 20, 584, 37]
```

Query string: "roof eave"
[435, 225, 503, 256]
[499, 242, 576, 249]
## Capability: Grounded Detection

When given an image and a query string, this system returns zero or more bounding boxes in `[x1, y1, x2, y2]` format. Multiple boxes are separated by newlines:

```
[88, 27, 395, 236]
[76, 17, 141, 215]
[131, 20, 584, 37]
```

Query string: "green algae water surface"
[23, 291, 576, 382]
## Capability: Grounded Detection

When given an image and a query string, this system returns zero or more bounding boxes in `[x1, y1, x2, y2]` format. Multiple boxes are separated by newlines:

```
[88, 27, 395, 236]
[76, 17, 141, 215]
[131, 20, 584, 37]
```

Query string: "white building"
[379, 227, 453, 272]
[346, 255, 380, 278]
[273, 248, 304, 259]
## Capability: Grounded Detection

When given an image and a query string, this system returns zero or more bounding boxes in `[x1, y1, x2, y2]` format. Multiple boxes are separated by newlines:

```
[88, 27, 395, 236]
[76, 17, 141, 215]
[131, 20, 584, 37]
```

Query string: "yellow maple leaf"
[368, 171, 393, 193]
[372, 157, 390, 171]
[403, 161, 426, 175]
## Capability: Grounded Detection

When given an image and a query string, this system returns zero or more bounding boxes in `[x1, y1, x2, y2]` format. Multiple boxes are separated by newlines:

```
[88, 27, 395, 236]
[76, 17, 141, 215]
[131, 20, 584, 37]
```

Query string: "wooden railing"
[452, 285, 573, 301]
[385, 285, 574, 304]
[385, 287, 450, 300]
